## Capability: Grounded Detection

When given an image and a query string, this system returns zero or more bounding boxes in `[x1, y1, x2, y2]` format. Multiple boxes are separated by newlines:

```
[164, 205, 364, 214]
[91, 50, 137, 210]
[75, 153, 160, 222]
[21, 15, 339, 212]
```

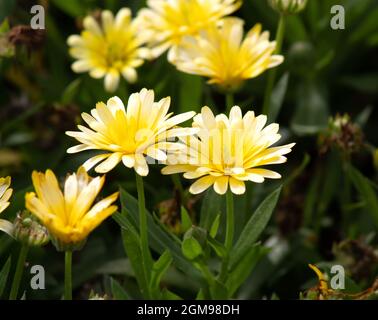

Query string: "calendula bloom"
[135, 0, 241, 58]
[25, 167, 118, 245]
[0, 176, 12, 214]
[66, 89, 197, 176]
[162, 106, 294, 195]
[0, 176, 13, 236]
[168, 18, 284, 91]
[67, 8, 150, 92]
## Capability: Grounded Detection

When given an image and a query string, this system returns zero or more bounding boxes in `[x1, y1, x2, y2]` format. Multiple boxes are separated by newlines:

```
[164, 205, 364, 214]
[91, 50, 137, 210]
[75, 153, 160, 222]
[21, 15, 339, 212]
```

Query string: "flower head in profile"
[0, 176, 13, 236]
[135, 0, 241, 58]
[67, 8, 150, 92]
[0, 176, 12, 214]
[268, 0, 308, 15]
[162, 106, 294, 195]
[169, 18, 284, 91]
[66, 89, 197, 176]
[25, 167, 118, 247]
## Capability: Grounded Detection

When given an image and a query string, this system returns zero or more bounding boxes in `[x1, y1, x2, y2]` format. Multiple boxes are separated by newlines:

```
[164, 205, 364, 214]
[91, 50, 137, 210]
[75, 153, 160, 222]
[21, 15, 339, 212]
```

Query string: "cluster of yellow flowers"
[2, 1, 294, 253]
[68, 0, 283, 92]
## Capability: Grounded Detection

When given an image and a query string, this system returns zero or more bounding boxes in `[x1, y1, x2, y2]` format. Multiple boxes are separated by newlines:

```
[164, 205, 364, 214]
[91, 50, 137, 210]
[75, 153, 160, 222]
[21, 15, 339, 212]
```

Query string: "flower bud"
[268, 0, 308, 15]
[13, 211, 49, 246]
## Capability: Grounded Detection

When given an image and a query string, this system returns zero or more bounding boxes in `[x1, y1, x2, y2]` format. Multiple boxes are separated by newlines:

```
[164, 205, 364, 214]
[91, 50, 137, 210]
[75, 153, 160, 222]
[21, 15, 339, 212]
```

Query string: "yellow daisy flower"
[162, 106, 294, 195]
[67, 8, 150, 92]
[135, 0, 241, 58]
[25, 167, 118, 245]
[0, 176, 12, 214]
[66, 89, 197, 176]
[168, 18, 284, 91]
[0, 176, 13, 236]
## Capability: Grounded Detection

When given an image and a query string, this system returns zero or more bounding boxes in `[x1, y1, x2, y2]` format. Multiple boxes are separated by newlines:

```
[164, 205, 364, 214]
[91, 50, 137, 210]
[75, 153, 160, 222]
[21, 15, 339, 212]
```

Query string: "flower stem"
[64, 251, 72, 300]
[225, 92, 234, 114]
[9, 243, 29, 300]
[135, 172, 152, 299]
[219, 189, 234, 282]
[262, 13, 286, 116]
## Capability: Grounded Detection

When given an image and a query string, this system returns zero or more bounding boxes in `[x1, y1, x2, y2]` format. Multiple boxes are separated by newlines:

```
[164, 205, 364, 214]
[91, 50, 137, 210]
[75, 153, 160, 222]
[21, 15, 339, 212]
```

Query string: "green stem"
[262, 14, 286, 116]
[219, 190, 234, 282]
[9, 243, 29, 300]
[135, 172, 152, 299]
[64, 251, 72, 300]
[225, 92, 234, 114]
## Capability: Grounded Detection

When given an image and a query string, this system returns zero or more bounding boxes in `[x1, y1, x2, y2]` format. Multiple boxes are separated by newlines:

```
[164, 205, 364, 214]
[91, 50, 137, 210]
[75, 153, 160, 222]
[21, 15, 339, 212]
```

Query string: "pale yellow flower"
[135, 0, 241, 58]
[67, 8, 149, 92]
[0, 176, 12, 214]
[25, 167, 118, 244]
[66, 89, 197, 176]
[0, 176, 13, 236]
[168, 18, 284, 90]
[162, 106, 294, 195]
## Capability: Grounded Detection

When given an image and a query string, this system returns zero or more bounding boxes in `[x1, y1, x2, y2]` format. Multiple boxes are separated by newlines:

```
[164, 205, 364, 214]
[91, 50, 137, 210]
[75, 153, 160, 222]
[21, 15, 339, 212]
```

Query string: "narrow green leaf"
[150, 250, 173, 296]
[207, 236, 226, 258]
[209, 214, 220, 238]
[61, 79, 82, 104]
[180, 206, 192, 233]
[348, 165, 378, 226]
[209, 280, 228, 300]
[119, 222, 149, 298]
[110, 277, 131, 300]
[161, 288, 183, 300]
[115, 189, 201, 281]
[268, 72, 289, 122]
[0, 256, 11, 297]
[226, 244, 268, 296]
[230, 186, 282, 268]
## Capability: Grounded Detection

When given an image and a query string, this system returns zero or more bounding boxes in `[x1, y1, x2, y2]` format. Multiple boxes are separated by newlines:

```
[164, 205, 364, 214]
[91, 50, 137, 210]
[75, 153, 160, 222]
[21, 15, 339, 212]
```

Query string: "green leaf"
[226, 244, 268, 296]
[348, 165, 378, 227]
[268, 72, 289, 122]
[161, 288, 183, 300]
[207, 236, 226, 258]
[110, 277, 131, 300]
[61, 79, 82, 104]
[196, 288, 206, 300]
[150, 250, 173, 297]
[200, 188, 222, 230]
[115, 189, 201, 281]
[180, 206, 192, 233]
[119, 222, 149, 298]
[0, 256, 11, 298]
[209, 280, 228, 299]
[209, 214, 220, 238]
[230, 186, 282, 268]
[182, 237, 203, 260]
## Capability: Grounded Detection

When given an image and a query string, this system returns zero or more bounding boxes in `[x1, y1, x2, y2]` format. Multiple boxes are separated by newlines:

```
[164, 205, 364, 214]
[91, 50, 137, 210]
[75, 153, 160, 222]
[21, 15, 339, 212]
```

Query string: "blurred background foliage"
[0, 0, 377, 299]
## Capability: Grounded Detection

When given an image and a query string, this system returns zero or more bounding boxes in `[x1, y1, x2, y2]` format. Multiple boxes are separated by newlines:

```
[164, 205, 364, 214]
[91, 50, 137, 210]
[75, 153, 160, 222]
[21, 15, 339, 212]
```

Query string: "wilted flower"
[0, 176, 13, 236]
[162, 106, 294, 195]
[25, 167, 118, 250]
[168, 18, 284, 91]
[268, 0, 308, 15]
[67, 8, 150, 92]
[135, 0, 241, 58]
[66, 89, 197, 176]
